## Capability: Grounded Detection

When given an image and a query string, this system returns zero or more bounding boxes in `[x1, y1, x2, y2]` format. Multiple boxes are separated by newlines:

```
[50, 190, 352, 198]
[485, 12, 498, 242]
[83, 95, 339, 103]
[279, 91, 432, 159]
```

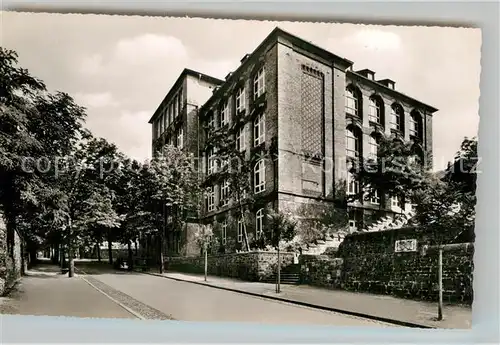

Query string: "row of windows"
[207, 67, 266, 133]
[206, 159, 266, 212]
[347, 173, 404, 208]
[165, 127, 184, 149]
[155, 88, 184, 139]
[217, 209, 265, 245]
[206, 112, 265, 174]
[345, 85, 424, 138]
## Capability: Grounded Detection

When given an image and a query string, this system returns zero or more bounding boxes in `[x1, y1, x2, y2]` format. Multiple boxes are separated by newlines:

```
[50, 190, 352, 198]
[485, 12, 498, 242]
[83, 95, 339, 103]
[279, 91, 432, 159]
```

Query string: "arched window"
[409, 110, 423, 139]
[256, 208, 264, 239]
[346, 126, 361, 158]
[368, 96, 383, 124]
[254, 159, 266, 193]
[345, 86, 361, 118]
[254, 113, 265, 147]
[237, 218, 245, 243]
[369, 134, 380, 160]
[390, 103, 404, 131]
[347, 172, 359, 196]
[410, 146, 425, 168]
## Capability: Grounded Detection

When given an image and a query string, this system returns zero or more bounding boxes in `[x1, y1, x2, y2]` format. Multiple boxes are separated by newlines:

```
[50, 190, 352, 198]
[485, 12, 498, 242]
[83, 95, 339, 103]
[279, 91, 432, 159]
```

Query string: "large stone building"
[149, 27, 437, 255]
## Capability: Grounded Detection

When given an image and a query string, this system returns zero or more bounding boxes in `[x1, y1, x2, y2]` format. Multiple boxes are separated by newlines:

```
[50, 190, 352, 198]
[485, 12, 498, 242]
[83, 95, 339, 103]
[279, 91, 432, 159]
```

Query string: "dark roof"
[348, 71, 439, 113]
[148, 68, 224, 124]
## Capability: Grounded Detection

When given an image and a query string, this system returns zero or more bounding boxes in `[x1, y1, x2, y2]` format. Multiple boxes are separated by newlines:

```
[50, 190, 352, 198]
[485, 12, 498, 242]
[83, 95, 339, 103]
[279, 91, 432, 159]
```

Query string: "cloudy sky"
[3, 12, 481, 170]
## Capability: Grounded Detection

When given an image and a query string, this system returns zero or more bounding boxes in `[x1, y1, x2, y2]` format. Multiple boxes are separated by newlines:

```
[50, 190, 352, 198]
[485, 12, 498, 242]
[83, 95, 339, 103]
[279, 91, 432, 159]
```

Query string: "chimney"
[240, 53, 250, 64]
[355, 69, 376, 81]
[377, 78, 395, 90]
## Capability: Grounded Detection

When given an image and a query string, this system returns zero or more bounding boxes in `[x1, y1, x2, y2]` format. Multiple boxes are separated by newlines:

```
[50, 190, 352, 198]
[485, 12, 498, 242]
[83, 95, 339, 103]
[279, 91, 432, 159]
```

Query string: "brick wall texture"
[300, 227, 473, 304]
[167, 251, 294, 282]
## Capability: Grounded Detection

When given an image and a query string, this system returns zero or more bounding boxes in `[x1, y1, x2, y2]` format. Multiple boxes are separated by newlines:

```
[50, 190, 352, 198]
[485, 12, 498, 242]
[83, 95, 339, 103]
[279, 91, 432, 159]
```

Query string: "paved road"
[77, 264, 399, 327]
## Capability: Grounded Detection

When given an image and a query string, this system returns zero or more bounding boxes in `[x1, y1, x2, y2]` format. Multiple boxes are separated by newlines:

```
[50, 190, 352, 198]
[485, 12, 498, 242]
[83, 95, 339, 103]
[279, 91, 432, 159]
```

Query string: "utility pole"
[437, 245, 443, 320]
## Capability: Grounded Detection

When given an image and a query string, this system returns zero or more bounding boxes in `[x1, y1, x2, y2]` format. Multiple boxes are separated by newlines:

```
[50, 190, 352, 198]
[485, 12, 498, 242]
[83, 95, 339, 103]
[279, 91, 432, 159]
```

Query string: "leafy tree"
[193, 224, 214, 281]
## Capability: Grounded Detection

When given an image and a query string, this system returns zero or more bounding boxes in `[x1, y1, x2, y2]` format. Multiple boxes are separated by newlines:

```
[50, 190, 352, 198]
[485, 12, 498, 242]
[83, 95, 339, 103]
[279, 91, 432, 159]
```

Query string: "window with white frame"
[178, 89, 183, 112]
[177, 128, 184, 149]
[390, 104, 403, 131]
[346, 127, 361, 158]
[168, 105, 172, 126]
[236, 126, 246, 152]
[391, 195, 403, 209]
[254, 159, 265, 194]
[207, 148, 217, 175]
[221, 220, 227, 245]
[368, 97, 382, 124]
[207, 186, 215, 212]
[162, 111, 167, 133]
[345, 87, 359, 117]
[254, 113, 265, 147]
[220, 101, 229, 127]
[237, 218, 245, 243]
[208, 113, 215, 130]
[220, 179, 230, 206]
[253, 67, 265, 100]
[236, 87, 245, 113]
[256, 208, 264, 239]
[155, 120, 161, 139]
[369, 135, 379, 160]
[369, 187, 380, 205]
[347, 172, 359, 196]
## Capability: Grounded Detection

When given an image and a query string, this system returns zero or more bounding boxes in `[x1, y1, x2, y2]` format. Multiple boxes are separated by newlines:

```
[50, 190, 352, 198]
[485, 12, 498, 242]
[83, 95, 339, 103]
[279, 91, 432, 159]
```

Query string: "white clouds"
[114, 34, 188, 65]
[74, 92, 119, 108]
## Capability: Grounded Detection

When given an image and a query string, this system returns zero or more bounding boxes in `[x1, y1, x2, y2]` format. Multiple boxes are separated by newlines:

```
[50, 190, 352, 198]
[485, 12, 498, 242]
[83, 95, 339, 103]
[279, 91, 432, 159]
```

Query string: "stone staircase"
[363, 207, 416, 232]
[262, 264, 300, 285]
[299, 233, 347, 255]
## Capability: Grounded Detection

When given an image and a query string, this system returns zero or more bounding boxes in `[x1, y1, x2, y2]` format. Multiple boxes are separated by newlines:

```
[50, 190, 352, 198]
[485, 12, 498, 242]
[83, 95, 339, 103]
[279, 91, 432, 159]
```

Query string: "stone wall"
[299, 227, 474, 304]
[0, 214, 23, 296]
[167, 251, 294, 282]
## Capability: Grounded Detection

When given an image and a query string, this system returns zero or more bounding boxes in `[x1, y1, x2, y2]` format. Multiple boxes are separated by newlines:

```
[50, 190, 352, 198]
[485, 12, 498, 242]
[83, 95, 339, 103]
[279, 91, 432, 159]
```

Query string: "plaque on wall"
[394, 239, 417, 253]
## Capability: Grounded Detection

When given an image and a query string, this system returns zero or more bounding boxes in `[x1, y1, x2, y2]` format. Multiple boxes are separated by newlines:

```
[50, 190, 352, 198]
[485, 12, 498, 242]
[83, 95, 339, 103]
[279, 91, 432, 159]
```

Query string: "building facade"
[149, 28, 437, 255]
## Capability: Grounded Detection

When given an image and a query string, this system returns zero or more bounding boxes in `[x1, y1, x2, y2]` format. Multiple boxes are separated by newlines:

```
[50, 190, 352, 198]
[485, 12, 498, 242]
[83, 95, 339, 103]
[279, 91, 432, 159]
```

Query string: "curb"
[137, 270, 434, 329]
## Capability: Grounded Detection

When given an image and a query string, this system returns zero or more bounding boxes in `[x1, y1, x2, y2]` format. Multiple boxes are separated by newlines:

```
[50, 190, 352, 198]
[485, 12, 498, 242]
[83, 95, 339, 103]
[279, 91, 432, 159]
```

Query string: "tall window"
[207, 147, 217, 175]
[173, 96, 178, 118]
[368, 97, 382, 124]
[409, 111, 422, 138]
[221, 220, 227, 245]
[178, 89, 183, 112]
[220, 101, 229, 127]
[236, 87, 245, 114]
[168, 105, 173, 126]
[236, 126, 246, 152]
[254, 160, 265, 194]
[346, 127, 361, 158]
[155, 120, 161, 139]
[159, 114, 164, 135]
[207, 186, 215, 212]
[369, 134, 379, 160]
[347, 172, 359, 196]
[253, 67, 265, 100]
[256, 208, 264, 239]
[345, 86, 359, 117]
[237, 218, 245, 243]
[254, 113, 265, 146]
[390, 104, 404, 131]
[207, 113, 215, 137]
[177, 128, 184, 149]
[369, 187, 380, 205]
[220, 179, 230, 206]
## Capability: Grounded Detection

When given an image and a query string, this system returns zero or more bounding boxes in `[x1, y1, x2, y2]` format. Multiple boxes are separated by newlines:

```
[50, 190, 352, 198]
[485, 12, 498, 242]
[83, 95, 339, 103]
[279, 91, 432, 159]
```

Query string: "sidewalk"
[145, 271, 472, 329]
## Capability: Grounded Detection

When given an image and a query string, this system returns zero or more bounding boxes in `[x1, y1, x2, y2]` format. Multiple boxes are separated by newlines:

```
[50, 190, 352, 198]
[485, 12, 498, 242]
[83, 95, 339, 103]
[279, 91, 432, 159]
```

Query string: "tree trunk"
[134, 240, 138, 256]
[97, 243, 101, 262]
[204, 242, 208, 282]
[159, 232, 164, 274]
[437, 246, 443, 320]
[238, 202, 251, 252]
[107, 234, 113, 265]
[127, 241, 133, 271]
[60, 244, 66, 269]
[68, 240, 75, 278]
[276, 247, 281, 293]
[53, 245, 60, 265]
